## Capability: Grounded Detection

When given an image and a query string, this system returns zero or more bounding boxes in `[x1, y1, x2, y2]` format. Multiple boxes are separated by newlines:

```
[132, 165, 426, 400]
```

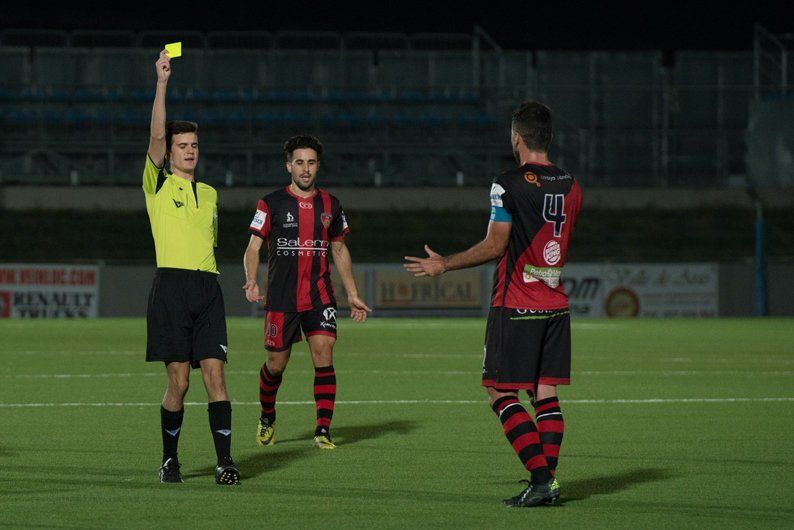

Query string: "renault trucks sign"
[0, 264, 100, 318]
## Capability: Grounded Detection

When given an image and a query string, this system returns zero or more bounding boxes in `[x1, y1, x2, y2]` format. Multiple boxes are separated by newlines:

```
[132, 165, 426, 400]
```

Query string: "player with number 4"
[404, 101, 582, 508]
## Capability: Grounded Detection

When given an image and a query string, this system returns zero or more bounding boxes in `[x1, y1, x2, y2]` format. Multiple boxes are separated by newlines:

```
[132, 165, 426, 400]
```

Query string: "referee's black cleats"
[503, 478, 560, 507]
[158, 458, 183, 484]
[215, 460, 241, 485]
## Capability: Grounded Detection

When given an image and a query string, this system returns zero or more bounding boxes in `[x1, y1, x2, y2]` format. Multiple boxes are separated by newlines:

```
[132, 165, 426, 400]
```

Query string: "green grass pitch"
[2, 318, 793, 528]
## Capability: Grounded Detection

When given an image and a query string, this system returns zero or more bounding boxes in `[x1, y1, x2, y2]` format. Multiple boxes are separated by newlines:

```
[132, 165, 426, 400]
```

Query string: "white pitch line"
[6, 369, 794, 379]
[1, 397, 793, 409]
[578, 370, 794, 376]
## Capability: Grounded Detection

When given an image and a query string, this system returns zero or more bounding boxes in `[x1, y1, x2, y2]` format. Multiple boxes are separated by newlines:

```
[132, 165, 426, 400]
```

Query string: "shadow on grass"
[185, 419, 419, 480]
[333, 419, 418, 446]
[185, 446, 313, 480]
[276, 419, 418, 446]
[560, 467, 674, 504]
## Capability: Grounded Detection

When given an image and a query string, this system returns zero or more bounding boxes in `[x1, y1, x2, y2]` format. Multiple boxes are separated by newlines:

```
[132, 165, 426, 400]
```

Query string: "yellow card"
[165, 42, 182, 58]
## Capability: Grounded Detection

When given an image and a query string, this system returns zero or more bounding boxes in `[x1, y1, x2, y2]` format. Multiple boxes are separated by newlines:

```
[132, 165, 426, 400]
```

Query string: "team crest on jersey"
[524, 171, 540, 188]
[321, 212, 333, 229]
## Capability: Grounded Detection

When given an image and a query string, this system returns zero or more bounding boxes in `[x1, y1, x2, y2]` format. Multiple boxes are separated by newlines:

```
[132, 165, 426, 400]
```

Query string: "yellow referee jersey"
[143, 155, 219, 274]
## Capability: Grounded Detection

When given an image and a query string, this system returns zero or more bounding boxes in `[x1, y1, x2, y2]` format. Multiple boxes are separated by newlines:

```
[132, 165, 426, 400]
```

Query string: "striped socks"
[491, 395, 552, 485]
[313, 365, 336, 436]
[534, 396, 564, 475]
[259, 364, 282, 423]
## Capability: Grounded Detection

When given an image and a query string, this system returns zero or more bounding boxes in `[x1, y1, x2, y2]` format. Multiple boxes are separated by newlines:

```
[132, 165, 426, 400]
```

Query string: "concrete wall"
[99, 265, 251, 318]
[3, 186, 794, 212]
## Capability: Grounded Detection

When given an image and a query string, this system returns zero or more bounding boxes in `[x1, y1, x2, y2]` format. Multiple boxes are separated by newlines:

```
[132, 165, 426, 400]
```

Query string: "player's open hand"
[243, 279, 264, 303]
[348, 295, 372, 323]
[404, 244, 446, 277]
[156, 50, 171, 83]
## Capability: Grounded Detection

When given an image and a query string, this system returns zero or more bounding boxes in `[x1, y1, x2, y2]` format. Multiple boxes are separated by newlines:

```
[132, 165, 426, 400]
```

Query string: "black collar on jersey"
[155, 162, 199, 206]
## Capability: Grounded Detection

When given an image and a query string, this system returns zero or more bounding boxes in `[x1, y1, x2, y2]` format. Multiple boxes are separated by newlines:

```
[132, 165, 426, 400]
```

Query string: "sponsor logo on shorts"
[250, 210, 267, 230]
[220, 344, 228, 353]
[320, 307, 337, 330]
[543, 240, 561, 265]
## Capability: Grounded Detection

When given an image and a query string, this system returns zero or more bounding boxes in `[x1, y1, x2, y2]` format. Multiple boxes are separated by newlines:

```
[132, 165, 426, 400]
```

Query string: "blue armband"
[490, 205, 512, 222]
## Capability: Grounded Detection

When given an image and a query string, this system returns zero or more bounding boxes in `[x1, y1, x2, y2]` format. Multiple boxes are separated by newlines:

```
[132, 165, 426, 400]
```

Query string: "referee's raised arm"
[147, 50, 171, 176]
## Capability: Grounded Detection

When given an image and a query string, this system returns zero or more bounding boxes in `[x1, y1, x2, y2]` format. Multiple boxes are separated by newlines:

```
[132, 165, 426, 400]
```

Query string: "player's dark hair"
[511, 101, 553, 152]
[166, 120, 198, 154]
[284, 135, 323, 161]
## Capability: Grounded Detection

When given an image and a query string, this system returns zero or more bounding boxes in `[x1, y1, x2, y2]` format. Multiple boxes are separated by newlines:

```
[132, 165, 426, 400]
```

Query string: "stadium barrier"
[3, 261, 792, 318]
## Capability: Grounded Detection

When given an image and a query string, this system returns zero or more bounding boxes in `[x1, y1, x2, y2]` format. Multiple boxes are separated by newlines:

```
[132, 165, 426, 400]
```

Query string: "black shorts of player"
[264, 305, 337, 352]
[482, 307, 571, 394]
[146, 268, 229, 368]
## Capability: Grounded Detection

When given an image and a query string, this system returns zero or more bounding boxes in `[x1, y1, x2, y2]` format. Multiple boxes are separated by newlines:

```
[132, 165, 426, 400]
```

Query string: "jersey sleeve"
[489, 176, 514, 223]
[248, 198, 271, 239]
[329, 202, 350, 241]
[142, 155, 166, 195]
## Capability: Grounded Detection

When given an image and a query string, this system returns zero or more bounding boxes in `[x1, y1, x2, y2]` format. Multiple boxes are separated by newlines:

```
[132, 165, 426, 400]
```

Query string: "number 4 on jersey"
[543, 194, 566, 237]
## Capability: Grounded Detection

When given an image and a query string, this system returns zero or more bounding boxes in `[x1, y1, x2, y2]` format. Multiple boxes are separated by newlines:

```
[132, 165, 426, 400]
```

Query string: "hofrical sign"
[0, 264, 100, 318]
[375, 269, 481, 309]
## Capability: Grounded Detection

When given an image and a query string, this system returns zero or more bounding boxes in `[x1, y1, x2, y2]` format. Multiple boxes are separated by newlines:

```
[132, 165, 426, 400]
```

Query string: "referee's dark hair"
[284, 135, 323, 161]
[511, 101, 553, 152]
[166, 120, 199, 154]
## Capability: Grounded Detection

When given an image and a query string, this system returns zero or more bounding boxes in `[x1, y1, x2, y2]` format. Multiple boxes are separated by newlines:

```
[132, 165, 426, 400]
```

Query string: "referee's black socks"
[161, 406, 184, 464]
[208, 400, 233, 465]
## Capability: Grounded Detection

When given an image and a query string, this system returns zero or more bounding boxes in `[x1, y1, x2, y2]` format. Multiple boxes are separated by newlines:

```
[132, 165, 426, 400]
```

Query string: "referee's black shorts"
[146, 268, 228, 368]
[482, 306, 571, 394]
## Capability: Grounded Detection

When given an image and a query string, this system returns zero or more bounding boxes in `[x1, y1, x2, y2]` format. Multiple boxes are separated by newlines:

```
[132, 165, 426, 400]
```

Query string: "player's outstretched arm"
[243, 235, 265, 303]
[331, 240, 372, 322]
[147, 50, 171, 165]
[404, 221, 511, 277]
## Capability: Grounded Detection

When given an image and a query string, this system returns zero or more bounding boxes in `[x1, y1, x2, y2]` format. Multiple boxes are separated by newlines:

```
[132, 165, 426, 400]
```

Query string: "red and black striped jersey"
[489, 163, 583, 310]
[248, 186, 349, 312]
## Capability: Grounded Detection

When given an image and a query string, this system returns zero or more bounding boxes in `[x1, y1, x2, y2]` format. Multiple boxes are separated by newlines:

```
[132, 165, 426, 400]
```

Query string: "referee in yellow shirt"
[144, 50, 239, 485]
